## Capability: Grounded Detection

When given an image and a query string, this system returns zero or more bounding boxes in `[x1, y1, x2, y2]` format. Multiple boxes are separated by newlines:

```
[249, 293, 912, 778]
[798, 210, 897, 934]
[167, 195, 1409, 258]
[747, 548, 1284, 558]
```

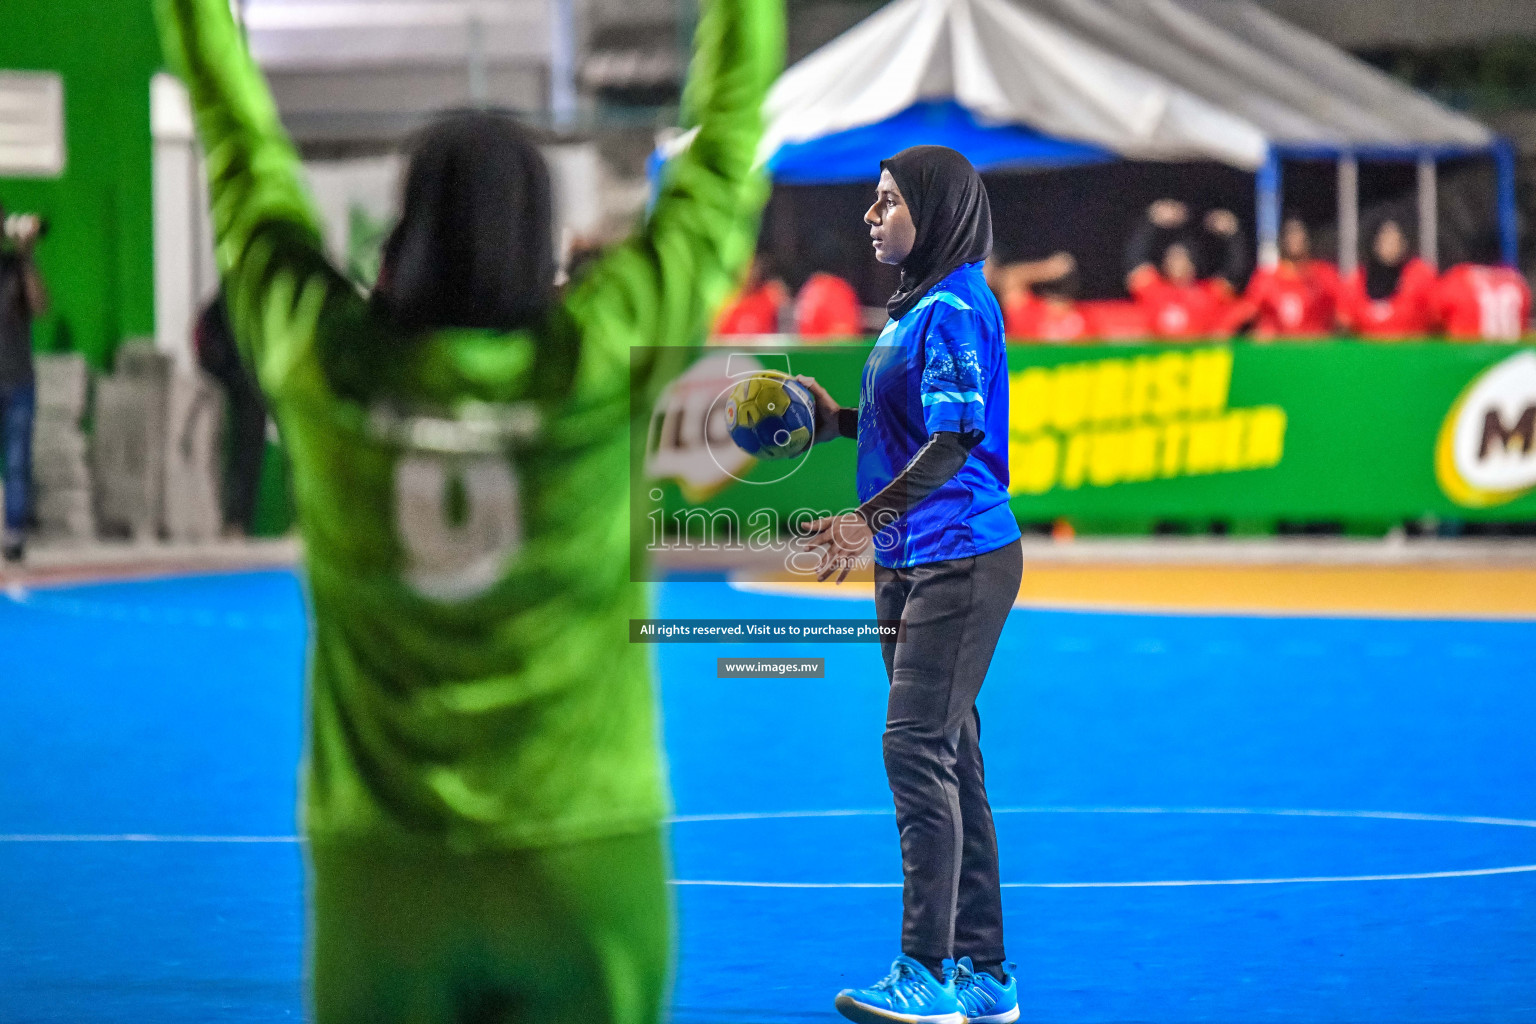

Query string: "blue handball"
[724, 373, 816, 461]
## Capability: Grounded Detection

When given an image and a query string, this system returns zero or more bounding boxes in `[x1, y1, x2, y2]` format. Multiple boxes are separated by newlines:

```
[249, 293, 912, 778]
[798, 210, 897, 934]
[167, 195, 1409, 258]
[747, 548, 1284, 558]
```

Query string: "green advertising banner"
[644, 342, 1536, 534]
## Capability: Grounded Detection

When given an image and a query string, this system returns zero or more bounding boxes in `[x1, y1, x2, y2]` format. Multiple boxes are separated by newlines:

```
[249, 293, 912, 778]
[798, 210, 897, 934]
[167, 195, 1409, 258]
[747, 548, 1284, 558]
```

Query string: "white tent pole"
[549, 0, 578, 130]
[467, 2, 488, 108]
[1417, 153, 1438, 269]
[1338, 154, 1359, 278]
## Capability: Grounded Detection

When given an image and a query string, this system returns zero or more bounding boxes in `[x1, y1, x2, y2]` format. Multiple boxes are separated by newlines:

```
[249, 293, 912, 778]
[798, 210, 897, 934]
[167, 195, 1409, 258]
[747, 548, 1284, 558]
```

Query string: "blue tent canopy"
[766, 101, 1114, 185]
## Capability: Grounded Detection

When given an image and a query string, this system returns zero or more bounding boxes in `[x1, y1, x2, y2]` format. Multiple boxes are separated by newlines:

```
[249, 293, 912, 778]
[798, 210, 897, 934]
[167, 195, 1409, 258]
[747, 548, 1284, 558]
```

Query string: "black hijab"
[881, 146, 993, 320]
[373, 109, 555, 335]
[1364, 219, 1417, 301]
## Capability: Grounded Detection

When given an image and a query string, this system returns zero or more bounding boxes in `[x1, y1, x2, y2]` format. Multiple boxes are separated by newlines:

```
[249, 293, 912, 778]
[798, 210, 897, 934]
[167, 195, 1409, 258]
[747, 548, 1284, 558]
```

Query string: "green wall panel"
[643, 341, 1536, 537]
[0, 0, 162, 367]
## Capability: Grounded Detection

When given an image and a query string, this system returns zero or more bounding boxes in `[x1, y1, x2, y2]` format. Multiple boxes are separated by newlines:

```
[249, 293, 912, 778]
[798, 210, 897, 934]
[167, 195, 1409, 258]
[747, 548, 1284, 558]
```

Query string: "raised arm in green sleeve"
[564, 0, 785, 395]
[155, 0, 359, 398]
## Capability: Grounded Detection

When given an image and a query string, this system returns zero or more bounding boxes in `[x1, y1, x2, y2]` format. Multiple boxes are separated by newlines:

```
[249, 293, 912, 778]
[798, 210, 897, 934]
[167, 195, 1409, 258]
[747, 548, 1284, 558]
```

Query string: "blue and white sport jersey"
[857, 261, 1021, 569]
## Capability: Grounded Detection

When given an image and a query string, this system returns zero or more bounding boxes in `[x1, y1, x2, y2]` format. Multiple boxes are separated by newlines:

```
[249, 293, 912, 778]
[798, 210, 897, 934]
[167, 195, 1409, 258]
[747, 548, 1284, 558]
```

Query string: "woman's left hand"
[800, 512, 873, 584]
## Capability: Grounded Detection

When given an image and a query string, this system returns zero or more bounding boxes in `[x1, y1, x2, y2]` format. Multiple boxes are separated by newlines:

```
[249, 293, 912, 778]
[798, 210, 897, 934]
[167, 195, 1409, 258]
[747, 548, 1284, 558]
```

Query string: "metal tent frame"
[1255, 142, 1521, 276]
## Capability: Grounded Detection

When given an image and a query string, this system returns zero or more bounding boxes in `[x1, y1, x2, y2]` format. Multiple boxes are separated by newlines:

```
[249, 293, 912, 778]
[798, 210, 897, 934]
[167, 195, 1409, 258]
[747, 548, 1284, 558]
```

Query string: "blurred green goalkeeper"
[155, 0, 782, 1019]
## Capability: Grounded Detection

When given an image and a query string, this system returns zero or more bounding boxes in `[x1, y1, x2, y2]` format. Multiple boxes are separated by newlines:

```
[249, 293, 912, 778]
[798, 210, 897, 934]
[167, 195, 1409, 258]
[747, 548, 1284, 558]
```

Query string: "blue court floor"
[1, 570, 1534, 1023]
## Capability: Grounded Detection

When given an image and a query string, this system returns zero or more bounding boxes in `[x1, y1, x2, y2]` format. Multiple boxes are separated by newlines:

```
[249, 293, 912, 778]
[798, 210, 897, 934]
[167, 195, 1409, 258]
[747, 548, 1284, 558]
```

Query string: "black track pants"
[874, 538, 1022, 966]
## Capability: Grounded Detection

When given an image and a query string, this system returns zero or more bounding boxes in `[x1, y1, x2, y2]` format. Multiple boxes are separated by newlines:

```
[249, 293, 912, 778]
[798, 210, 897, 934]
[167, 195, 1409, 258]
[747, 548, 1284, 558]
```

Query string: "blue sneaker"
[952, 957, 1020, 1024]
[834, 955, 966, 1024]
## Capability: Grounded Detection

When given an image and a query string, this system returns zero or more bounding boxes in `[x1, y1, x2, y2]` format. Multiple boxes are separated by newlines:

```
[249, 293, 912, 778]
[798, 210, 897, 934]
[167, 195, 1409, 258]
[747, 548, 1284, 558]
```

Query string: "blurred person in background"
[1338, 218, 1437, 339]
[158, 0, 781, 1021]
[794, 268, 863, 338]
[194, 287, 269, 537]
[993, 251, 1091, 342]
[0, 203, 48, 563]
[1125, 200, 1246, 340]
[1224, 217, 1341, 340]
[1432, 262, 1531, 342]
[793, 234, 864, 338]
[714, 252, 788, 335]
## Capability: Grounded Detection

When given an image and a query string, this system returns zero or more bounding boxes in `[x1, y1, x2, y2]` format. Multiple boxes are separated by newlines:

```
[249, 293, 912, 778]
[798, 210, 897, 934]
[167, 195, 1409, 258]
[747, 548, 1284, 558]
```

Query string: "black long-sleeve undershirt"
[837, 406, 858, 440]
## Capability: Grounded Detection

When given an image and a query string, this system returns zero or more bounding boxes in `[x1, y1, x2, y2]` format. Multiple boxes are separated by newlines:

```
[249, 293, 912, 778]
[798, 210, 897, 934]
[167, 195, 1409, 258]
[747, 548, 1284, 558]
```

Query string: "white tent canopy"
[1050, 0, 1492, 153]
[761, 0, 1270, 171]
[761, 0, 1494, 173]
[754, 0, 1511, 270]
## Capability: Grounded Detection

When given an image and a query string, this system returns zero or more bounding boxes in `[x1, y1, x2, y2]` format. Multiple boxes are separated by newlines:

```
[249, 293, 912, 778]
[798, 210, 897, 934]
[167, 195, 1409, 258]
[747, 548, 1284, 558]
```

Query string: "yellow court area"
[740, 556, 1536, 620]
[1009, 564, 1536, 619]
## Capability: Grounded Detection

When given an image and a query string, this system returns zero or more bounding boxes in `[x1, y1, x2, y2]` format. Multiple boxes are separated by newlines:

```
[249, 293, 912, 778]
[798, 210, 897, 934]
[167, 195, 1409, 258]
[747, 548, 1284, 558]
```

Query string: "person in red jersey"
[1432, 263, 1531, 342]
[1338, 219, 1437, 339]
[795, 270, 864, 337]
[993, 252, 1091, 342]
[715, 254, 788, 335]
[1124, 200, 1246, 340]
[1225, 218, 1341, 340]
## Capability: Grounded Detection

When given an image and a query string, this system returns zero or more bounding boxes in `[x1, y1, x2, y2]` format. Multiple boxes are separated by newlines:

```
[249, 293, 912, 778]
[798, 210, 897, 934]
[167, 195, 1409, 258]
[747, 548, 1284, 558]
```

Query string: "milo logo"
[1436, 350, 1536, 507]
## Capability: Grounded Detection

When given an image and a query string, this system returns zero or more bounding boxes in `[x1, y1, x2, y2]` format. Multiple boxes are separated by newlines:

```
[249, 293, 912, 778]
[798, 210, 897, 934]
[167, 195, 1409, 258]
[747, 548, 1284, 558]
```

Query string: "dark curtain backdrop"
[759, 156, 1508, 307]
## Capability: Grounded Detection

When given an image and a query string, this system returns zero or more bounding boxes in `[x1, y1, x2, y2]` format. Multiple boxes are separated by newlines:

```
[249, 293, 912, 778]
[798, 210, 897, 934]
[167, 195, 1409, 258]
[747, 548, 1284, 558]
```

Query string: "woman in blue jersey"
[800, 146, 1023, 1024]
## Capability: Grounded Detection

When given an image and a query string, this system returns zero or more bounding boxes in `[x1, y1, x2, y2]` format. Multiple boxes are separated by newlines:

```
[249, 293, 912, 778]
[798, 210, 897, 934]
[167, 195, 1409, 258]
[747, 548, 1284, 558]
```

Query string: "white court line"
[9, 806, 1536, 838]
[665, 806, 1536, 886]
[675, 806, 1536, 829]
[7, 808, 1536, 887]
[675, 863, 1536, 889]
